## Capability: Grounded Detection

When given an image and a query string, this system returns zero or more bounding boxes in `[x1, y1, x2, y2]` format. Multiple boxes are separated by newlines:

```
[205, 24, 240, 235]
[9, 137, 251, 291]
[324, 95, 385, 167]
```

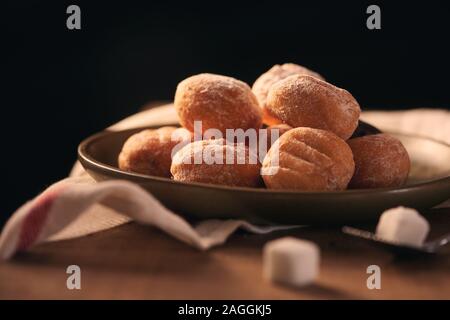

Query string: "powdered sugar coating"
[171, 138, 262, 187]
[175, 73, 262, 134]
[266, 75, 361, 140]
[348, 134, 410, 188]
[252, 63, 325, 125]
[262, 127, 355, 190]
[118, 126, 192, 177]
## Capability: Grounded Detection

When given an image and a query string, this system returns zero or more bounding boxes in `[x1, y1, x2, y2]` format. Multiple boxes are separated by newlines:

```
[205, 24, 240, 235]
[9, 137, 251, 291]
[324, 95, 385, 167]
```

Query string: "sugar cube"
[263, 237, 320, 287]
[376, 206, 430, 247]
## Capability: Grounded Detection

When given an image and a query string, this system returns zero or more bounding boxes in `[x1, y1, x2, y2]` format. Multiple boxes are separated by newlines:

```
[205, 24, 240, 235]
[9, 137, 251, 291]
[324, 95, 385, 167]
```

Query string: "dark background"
[2, 0, 450, 225]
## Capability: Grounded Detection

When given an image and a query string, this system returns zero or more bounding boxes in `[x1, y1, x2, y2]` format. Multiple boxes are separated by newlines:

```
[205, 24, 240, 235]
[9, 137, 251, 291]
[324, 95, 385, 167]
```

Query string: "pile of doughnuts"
[118, 63, 411, 190]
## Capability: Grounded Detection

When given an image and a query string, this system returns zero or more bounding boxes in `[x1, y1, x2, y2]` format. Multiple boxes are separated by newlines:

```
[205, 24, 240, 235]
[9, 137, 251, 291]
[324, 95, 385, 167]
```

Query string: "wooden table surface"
[1, 208, 449, 299]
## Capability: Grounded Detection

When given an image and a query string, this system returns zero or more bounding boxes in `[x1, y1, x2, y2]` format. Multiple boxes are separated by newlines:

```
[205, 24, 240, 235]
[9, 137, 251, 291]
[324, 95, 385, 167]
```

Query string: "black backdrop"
[2, 0, 450, 225]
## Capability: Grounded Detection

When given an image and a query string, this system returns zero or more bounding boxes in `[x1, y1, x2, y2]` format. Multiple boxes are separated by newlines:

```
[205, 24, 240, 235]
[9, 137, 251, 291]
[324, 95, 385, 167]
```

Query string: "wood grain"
[1, 208, 449, 299]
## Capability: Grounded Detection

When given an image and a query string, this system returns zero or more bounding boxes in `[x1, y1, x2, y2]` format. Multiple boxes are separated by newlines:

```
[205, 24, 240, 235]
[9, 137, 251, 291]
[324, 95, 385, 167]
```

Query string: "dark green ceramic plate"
[78, 127, 450, 225]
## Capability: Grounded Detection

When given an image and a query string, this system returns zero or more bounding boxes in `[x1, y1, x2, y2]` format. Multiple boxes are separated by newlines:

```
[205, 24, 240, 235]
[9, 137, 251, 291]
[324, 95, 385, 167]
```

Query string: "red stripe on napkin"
[17, 187, 63, 251]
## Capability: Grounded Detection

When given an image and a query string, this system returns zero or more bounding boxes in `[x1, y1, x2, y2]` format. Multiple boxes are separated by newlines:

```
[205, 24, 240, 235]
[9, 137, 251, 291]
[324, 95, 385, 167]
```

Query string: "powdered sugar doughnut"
[174, 73, 262, 135]
[348, 134, 410, 189]
[252, 63, 324, 125]
[266, 75, 361, 140]
[171, 138, 262, 187]
[118, 126, 192, 177]
[262, 127, 355, 190]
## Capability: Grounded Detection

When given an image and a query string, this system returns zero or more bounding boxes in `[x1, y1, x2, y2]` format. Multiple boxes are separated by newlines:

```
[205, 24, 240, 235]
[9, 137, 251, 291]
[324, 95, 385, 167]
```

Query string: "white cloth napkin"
[0, 105, 449, 260]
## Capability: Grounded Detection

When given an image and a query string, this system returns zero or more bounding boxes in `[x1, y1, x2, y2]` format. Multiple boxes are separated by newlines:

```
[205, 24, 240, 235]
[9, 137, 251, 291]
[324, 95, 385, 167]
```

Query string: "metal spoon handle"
[426, 233, 450, 250]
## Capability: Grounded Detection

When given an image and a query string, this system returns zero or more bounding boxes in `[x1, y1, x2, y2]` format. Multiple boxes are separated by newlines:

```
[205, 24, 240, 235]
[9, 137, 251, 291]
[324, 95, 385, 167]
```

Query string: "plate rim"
[78, 127, 450, 195]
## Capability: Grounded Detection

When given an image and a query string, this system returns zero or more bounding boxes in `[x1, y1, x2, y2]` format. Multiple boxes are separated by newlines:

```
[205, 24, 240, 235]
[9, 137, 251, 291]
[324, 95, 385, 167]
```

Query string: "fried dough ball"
[171, 138, 262, 187]
[262, 127, 355, 191]
[266, 75, 361, 140]
[118, 126, 192, 177]
[348, 134, 410, 189]
[174, 73, 262, 135]
[252, 63, 325, 125]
